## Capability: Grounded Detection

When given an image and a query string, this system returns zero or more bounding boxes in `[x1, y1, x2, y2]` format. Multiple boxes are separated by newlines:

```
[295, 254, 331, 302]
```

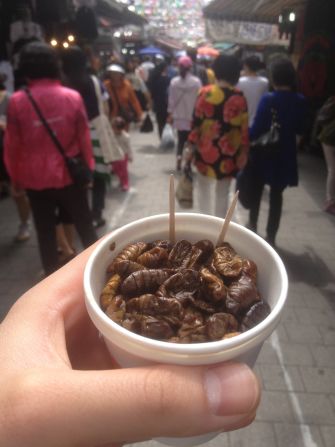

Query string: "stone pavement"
[0, 127, 334, 447]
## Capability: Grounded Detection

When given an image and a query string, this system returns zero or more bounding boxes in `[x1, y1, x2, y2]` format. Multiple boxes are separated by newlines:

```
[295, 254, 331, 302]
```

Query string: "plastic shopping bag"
[160, 123, 175, 150]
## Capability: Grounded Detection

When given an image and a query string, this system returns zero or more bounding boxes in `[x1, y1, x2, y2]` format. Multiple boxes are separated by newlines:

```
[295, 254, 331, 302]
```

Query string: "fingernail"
[204, 363, 259, 416]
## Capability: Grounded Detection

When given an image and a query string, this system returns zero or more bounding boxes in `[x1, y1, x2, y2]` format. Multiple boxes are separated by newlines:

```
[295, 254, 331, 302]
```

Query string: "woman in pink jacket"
[4, 42, 97, 275]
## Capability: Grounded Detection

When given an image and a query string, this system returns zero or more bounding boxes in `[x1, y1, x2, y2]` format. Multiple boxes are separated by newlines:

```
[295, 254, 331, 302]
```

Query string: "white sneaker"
[15, 222, 31, 242]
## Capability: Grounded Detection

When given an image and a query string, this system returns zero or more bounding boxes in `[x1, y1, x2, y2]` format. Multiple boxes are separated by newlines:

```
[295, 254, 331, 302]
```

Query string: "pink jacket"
[4, 79, 94, 190]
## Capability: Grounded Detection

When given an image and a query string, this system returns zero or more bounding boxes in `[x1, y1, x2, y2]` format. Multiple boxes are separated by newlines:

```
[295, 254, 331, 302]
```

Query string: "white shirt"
[168, 73, 201, 131]
[237, 75, 269, 126]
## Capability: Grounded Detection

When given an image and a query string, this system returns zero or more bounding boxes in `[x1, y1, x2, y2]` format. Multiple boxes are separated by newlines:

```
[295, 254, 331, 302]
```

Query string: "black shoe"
[93, 218, 106, 229]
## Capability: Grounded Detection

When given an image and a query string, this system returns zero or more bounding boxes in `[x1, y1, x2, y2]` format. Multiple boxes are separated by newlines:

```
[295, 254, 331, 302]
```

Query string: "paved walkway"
[0, 127, 334, 447]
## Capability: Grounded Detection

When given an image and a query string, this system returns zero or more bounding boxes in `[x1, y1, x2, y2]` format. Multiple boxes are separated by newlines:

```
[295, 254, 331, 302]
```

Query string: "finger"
[12, 362, 260, 446]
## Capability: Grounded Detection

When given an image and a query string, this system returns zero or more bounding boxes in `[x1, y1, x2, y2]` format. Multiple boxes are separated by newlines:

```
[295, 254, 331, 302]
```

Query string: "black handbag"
[25, 89, 92, 187]
[140, 113, 154, 133]
[251, 106, 280, 157]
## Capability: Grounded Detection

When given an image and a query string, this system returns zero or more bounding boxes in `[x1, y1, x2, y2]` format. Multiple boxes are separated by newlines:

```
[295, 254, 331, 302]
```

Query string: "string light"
[68, 35, 75, 42]
[50, 39, 58, 47]
[63, 42, 69, 48]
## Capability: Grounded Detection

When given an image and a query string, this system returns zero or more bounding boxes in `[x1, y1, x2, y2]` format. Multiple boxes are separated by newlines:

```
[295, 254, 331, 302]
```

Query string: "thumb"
[14, 362, 260, 446]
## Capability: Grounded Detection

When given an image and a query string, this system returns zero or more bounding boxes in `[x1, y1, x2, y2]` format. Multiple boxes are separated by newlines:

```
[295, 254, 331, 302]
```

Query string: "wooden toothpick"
[216, 190, 239, 246]
[169, 174, 176, 244]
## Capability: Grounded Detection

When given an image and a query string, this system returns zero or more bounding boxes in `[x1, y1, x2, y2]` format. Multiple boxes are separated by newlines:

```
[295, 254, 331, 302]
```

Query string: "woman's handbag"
[140, 113, 154, 133]
[251, 107, 280, 157]
[25, 89, 92, 187]
[176, 166, 193, 208]
[91, 76, 124, 163]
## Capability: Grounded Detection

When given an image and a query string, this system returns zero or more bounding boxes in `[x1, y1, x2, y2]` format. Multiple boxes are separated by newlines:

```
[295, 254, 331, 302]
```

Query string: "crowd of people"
[1, 40, 334, 270]
[1, 39, 335, 446]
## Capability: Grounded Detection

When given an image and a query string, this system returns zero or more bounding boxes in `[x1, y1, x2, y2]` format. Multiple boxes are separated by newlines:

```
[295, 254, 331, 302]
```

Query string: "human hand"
[0, 244, 260, 447]
[166, 114, 173, 125]
[10, 183, 26, 198]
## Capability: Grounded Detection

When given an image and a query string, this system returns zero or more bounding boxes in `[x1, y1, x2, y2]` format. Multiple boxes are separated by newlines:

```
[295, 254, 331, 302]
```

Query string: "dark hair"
[61, 46, 87, 78]
[212, 54, 241, 85]
[0, 72, 6, 90]
[270, 57, 297, 91]
[244, 55, 262, 72]
[19, 42, 60, 80]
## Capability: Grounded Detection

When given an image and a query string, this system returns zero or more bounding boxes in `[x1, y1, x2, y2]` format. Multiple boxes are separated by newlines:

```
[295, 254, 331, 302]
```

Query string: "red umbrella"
[197, 46, 220, 57]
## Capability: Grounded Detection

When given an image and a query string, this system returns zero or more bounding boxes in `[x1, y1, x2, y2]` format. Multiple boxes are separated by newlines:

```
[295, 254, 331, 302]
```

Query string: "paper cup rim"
[84, 213, 288, 356]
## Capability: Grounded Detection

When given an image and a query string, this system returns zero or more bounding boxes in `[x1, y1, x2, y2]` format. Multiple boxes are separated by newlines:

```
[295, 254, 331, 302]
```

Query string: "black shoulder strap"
[25, 88, 67, 161]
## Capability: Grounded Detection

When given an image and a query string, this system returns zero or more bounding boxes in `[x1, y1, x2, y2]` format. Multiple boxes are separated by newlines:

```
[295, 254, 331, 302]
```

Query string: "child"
[111, 117, 133, 191]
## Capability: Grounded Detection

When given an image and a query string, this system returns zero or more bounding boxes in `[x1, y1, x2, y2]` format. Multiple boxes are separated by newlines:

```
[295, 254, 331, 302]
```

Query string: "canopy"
[197, 46, 220, 57]
[138, 46, 167, 56]
[96, 0, 147, 27]
[203, 0, 307, 24]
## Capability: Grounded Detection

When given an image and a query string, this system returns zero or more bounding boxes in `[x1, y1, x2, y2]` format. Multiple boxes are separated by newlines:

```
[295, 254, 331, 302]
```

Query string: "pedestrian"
[0, 71, 31, 241]
[168, 56, 201, 171]
[187, 46, 209, 86]
[186, 54, 249, 217]
[125, 58, 151, 111]
[104, 63, 143, 130]
[315, 95, 335, 214]
[237, 55, 269, 126]
[111, 116, 133, 191]
[62, 46, 122, 229]
[147, 61, 171, 138]
[0, 245, 261, 446]
[4, 42, 97, 275]
[248, 57, 306, 246]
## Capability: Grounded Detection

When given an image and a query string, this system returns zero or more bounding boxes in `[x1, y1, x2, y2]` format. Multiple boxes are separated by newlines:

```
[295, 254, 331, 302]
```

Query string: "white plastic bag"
[160, 123, 175, 150]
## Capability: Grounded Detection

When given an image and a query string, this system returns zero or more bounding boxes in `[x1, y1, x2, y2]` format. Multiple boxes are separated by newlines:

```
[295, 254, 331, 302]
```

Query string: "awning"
[203, 0, 307, 24]
[96, 0, 147, 27]
[155, 38, 183, 52]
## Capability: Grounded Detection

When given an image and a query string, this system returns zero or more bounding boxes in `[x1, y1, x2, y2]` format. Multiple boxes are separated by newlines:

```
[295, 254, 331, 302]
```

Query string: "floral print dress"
[188, 84, 249, 180]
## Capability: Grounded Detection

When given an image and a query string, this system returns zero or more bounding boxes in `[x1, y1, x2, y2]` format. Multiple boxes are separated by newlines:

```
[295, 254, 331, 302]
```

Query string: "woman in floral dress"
[187, 54, 249, 217]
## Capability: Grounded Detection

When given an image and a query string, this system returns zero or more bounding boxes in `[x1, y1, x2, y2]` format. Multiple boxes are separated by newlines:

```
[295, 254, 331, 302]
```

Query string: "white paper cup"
[84, 213, 288, 445]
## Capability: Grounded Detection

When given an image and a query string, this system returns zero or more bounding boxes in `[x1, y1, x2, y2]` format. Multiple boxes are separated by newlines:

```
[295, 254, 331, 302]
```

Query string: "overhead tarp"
[206, 19, 289, 46]
[96, 0, 147, 27]
[203, 0, 307, 24]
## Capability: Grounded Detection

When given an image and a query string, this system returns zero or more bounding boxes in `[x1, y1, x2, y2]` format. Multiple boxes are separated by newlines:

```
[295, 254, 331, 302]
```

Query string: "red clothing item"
[4, 79, 94, 190]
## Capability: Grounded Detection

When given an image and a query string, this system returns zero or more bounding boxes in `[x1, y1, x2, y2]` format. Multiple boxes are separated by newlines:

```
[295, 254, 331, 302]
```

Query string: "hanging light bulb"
[289, 12, 296, 22]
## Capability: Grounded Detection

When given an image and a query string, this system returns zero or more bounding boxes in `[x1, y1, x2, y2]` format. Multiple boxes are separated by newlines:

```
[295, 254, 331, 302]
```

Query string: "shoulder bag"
[25, 88, 92, 187]
[251, 100, 280, 157]
[90, 76, 124, 162]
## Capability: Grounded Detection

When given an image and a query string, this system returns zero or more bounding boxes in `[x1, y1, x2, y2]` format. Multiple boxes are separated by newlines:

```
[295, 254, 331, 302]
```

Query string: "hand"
[10, 183, 26, 198]
[0, 244, 260, 447]
[166, 114, 173, 125]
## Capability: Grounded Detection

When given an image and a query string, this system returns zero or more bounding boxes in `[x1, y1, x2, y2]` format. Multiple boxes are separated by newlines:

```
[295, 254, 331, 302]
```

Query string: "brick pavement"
[0, 126, 334, 447]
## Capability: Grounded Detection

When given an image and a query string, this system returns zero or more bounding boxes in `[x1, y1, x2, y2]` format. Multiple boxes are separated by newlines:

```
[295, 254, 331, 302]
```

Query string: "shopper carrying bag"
[90, 75, 124, 163]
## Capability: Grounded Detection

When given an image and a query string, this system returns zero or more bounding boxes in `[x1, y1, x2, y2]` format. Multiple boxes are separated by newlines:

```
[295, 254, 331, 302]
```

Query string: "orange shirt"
[104, 78, 142, 122]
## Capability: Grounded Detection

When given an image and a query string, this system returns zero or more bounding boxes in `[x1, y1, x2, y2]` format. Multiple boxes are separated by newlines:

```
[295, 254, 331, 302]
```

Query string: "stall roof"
[203, 0, 307, 24]
[96, 0, 147, 27]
